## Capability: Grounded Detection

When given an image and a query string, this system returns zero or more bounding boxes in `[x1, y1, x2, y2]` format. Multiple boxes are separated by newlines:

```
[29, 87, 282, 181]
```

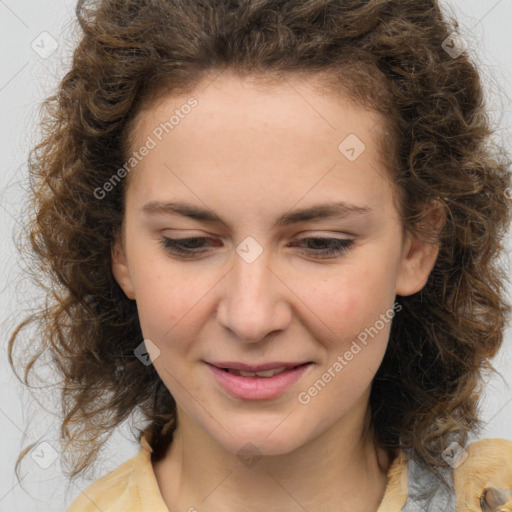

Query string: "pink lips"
[207, 361, 308, 372]
[205, 362, 313, 400]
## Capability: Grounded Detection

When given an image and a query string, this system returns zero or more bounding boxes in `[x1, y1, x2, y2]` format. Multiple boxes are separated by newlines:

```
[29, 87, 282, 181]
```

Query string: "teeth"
[228, 367, 289, 378]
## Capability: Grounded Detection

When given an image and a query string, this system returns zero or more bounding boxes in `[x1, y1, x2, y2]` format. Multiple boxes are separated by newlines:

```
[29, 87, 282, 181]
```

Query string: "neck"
[153, 401, 394, 512]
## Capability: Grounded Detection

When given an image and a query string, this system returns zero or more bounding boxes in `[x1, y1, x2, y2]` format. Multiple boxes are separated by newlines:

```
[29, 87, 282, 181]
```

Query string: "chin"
[214, 426, 309, 459]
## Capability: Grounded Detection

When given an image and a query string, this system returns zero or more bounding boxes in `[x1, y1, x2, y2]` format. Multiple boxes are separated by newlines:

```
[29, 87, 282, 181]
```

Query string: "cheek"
[126, 246, 187, 338]
[135, 278, 193, 341]
[297, 258, 398, 343]
[129, 255, 217, 357]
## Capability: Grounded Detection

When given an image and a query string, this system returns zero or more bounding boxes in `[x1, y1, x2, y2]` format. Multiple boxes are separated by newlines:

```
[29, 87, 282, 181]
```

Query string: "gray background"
[1, 1, 511, 510]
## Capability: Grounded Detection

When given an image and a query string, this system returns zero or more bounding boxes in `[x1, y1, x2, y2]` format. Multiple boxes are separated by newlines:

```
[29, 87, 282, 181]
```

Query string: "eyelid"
[157, 231, 358, 249]
[292, 230, 356, 238]
[159, 229, 356, 238]
[159, 234, 357, 260]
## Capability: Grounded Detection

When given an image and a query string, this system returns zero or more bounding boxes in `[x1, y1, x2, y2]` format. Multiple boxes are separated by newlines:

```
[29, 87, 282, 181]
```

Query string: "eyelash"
[159, 236, 355, 259]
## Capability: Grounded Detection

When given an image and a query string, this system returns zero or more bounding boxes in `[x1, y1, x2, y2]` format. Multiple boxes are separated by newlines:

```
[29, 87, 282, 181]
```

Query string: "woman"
[9, 0, 512, 510]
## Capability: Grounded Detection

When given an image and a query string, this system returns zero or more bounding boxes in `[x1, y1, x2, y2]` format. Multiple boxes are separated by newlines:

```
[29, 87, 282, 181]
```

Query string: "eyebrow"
[141, 200, 372, 229]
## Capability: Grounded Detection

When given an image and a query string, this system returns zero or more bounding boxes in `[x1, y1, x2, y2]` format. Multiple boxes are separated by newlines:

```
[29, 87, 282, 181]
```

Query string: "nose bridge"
[217, 247, 288, 342]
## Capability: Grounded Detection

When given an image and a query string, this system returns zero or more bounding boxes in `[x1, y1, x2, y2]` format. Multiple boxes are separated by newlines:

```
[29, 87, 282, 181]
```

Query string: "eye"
[160, 236, 355, 259]
[160, 236, 216, 257]
[289, 237, 355, 258]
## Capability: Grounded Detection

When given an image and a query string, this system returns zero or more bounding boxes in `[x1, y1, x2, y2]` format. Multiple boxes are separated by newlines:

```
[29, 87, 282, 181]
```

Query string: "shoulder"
[67, 453, 143, 512]
[453, 438, 512, 511]
[67, 431, 169, 512]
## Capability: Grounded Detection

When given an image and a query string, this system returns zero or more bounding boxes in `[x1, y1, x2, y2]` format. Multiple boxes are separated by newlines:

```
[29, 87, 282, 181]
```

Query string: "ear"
[395, 201, 445, 296]
[111, 232, 136, 300]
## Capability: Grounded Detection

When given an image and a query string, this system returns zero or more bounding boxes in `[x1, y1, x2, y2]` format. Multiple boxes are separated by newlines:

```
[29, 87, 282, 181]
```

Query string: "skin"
[112, 71, 441, 512]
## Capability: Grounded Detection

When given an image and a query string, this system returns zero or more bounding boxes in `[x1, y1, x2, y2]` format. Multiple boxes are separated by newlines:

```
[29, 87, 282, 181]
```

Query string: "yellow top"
[68, 431, 512, 512]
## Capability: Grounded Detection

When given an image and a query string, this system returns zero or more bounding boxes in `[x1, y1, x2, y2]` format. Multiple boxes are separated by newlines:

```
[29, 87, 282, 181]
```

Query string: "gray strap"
[401, 454, 458, 512]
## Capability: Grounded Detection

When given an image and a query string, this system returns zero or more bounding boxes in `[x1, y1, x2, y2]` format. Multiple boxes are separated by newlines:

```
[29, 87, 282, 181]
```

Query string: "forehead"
[123, 71, 398, 214]
[128, 72, 388, 163]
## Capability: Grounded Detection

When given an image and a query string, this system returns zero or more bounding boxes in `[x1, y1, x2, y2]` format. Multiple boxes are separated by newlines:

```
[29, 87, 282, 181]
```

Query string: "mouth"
[206, 361, 311, 378]
[205, 361, 314, 400]
[216, 364, 308, 378]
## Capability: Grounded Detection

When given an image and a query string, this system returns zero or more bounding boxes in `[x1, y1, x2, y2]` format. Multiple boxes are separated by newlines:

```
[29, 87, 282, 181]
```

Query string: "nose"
[215, 248, 292, 343]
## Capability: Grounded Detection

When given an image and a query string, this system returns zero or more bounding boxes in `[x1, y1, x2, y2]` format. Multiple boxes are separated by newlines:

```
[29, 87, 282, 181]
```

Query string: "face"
[112, 72, 439, 457]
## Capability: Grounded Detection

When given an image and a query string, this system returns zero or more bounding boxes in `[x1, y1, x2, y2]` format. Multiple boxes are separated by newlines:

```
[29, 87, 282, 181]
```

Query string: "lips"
[205, 361, 313, 400]
[225, 366, 293, 378]
[207, 361, 310, 372]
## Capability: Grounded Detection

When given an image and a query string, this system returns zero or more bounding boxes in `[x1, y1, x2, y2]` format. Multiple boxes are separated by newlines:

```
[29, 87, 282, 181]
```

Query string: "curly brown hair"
[9, 0, 512, 486]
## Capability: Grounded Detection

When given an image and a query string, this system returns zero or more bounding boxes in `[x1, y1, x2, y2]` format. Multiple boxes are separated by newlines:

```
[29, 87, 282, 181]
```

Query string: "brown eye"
[160, 236, 216, 256]
[289, 237, 355, 258]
